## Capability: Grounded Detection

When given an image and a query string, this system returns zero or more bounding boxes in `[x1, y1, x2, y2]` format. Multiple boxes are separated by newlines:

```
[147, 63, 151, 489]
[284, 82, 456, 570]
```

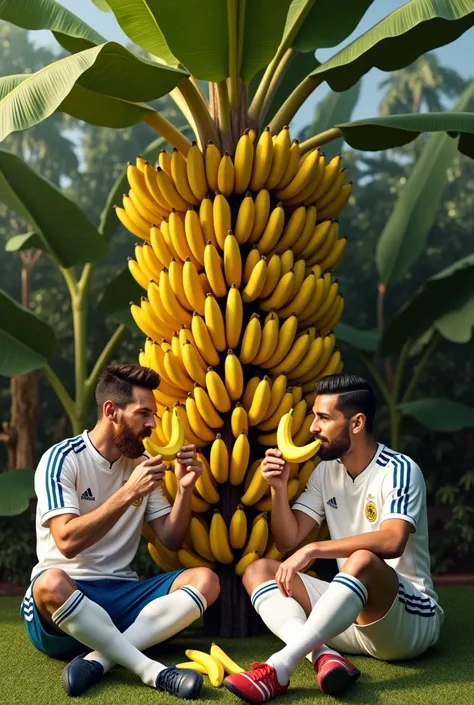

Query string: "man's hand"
[261, 448, 290, 490]
[275, 546, 315, 597]
[175, 445, 202, 489]
[124, 455, 167, 500]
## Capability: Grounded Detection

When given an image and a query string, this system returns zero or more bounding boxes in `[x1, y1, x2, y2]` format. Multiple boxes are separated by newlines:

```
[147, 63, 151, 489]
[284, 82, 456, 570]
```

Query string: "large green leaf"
[106, 0, 178, 66]
[0, 0, 105, 53]
[311, 0, 474, 92]
[285, 0, 373, 52]
[0, 289, 56, 377]
[5, 232, 43, 253]
[0, 149, 108, 267]
[92, 0, 112, 11]
[0, 469, 36, 516]
[97, 266, 142, 328]
[301, 82, 361, 160]
[435, 297, 474, 344]
[334, 323, 380, 353]
[382, 254, 474, 355]
[146, 0, 228, 81]
[0, 42, 187, 142]
[0, 75, 153, 130]
[335, 111, 474, 158]
[398, 398, 474, 432]
[376, 84, 474, 287]
[241, 0, 293, 82]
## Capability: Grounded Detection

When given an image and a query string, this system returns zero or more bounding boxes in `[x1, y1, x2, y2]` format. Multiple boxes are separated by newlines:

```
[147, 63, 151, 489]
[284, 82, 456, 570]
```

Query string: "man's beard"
[317, 423, 351, 461]
[114, 420, 151, 459]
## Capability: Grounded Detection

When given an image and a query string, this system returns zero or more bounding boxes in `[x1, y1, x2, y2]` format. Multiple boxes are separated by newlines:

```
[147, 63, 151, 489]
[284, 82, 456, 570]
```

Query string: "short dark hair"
[314, 374, 376, 433]
[95, 362, 159, 416]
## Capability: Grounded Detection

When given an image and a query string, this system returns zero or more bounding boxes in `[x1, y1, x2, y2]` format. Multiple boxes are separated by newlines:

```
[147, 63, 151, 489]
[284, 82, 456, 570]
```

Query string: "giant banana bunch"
[123, 126, 346, 571]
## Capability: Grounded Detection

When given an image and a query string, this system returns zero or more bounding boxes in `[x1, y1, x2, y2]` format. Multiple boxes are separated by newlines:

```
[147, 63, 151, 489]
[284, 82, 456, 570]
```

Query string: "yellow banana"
[159, 268, 192, 326]
[257, 203, 285, 254]
[205, 141, 221, 194]
[127, 163, 168, 216]
[265, 126, 290, 190]
[229, 504, 247, 549]
[243, 459, 263, 493]
[134, 244, 155, 282]
[128, 188, 163, 226]
[204, 241, 227, 298]
[156, 167, 188, 212]
[158, 149, 172, 178]
[315, 168, 346, 210]
[168, 257, 191, 310]
[239, 313, 262, 364]
[185, 649, 224, 687]
[210, 510, 234, 564]
[178, 547, 215, 570]
[319, 236, 348, 272]
[290, 398, 308, 436]
[277, 273, 317, 319]
[252, 312, 279, 365]
[224, 349, 244, 401]
[297, 277, 327, 328]
[317, 349, 342, 379]
[257, 390, 293, 432]
[260, 253, 281, 299]
[213, 192, 231, 250]
[235, 549, 260, 577]
[223, 233, 242, 288]
[183, 258, 206, 315]
[189, 516, 216, 561]
[115, 205, 149, 240]
[241, 376, 261, 412]
[262, 373, 288, 421]
[128, 258, 148, 290]
[122, 194, 153, 233]
[259, 270, 295, 312]
[185, 394, 215, 441]
[171, 148, 199, 206]
[280, 249, 294, 275]
[274, 139, 300, 189]
[217, 151, 234, 197]
[206, 367, 231, 413]
[277, 409, 320, 463]
[300, 219, 333, 260]
[193, 384, 224, 428]
[263, 542, 285, 561]
[297, 457, 320, 497]
[260, 315, 298, 369]
[233, 130, 254, 194]
[308, 221, 338, 265]
[274, 205, 306, 252]
[229, 431, 250, 486]
[148, 542, 175, 573]
[248, 189, 270, 244]
[195, 452, 220, 504]
[249, 127, 273, 191]
[234, 192, 255, 244]
[143, 407, 185, 461]
[186, 141, 208, 202]
[204, 293, 227, 351]
[243, 246, 261, 283]
[175, 662, 207, 675]
[209, 433, 229, 483]
[225, 285, 243, 349]
[210, 643, 245, 675]
[248, 376, 272, 426]
[243, 513, 268, 556]
[241, 256, 267, 303]
[318, 183, 352, 221]
[163, 350, 194, 392]
[199, 196, 218, 248]
[231, 403, 248, 438]
[289, 258, 306, 300]
[310, 154, 342, 204]
[191, 313, 220, 366]
[269, 330, 312, 376]
[275, 148, 320, 201]
[320, 295, 344, 335]
[184, 206, 206, 266]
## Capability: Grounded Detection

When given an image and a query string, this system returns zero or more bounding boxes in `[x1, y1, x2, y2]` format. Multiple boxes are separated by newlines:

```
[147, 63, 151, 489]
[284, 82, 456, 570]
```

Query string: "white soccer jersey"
[292, 442, 442, 614]
[32, 431, 171, 581]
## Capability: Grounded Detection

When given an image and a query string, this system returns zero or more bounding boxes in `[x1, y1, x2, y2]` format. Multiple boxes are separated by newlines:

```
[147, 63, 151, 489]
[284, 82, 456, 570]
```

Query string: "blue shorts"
[21, 569, 184, 660]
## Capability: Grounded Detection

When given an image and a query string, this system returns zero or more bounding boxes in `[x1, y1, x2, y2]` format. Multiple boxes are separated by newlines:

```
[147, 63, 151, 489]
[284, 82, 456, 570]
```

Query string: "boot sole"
[319, 665, 360, 696]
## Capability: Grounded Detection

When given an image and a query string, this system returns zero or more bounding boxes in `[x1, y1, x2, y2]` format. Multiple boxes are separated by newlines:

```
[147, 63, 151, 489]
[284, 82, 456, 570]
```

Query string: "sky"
[34, 0, 474, 134]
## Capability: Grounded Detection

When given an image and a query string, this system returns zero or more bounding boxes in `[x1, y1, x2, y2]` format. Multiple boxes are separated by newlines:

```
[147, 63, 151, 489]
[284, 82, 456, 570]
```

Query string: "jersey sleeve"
[381, 456, 426, 530]
[35, 446, 80, 527]
[145, 484, 172, 522]
[291, 467, 325, 524]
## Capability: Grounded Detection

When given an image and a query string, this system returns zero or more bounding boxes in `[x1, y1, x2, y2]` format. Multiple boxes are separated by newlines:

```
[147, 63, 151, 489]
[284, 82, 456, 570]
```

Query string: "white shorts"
[298, 571, 442, 661]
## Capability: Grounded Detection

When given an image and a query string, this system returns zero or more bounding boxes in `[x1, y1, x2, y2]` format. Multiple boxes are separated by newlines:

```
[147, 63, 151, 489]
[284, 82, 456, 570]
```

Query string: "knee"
[33, 569, 75, 609]
[188, 567, 220, 606]
[343, 549, 380, 578]
[242, 558, 278, 595]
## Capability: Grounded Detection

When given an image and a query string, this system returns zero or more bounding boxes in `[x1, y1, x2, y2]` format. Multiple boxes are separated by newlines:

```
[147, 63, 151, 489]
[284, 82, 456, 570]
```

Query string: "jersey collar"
[340, 442, 384, 483]
[82, 430, 121, 471]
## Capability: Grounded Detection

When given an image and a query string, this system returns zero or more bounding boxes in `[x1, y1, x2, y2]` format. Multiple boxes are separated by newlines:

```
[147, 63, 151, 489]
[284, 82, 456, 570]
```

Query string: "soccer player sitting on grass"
[20, 363, 220, 699]
[224, 374, 443, 703]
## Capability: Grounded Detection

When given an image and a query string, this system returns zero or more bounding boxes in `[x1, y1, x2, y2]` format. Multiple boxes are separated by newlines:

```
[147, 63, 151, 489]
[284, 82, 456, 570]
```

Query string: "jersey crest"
[365, 494, 377, 522]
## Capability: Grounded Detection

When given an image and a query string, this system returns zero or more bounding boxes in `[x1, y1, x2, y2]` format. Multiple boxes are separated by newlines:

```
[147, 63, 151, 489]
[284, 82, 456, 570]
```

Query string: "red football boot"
[314, 653, 360, 696]
[223, 662, 289, 704]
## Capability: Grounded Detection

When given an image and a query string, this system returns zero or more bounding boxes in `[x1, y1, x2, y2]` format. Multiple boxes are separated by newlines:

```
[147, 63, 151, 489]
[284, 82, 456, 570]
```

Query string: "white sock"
[53, 591, 165, 687]
[251, 581, 340, 683]
[84, 586, 206, 673]
[267, 573, 367, 685]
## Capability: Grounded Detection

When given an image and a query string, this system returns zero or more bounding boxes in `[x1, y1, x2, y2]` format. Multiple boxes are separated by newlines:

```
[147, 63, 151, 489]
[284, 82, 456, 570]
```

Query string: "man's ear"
[103, 400, 116, 422]
[351, 413, 366, 435]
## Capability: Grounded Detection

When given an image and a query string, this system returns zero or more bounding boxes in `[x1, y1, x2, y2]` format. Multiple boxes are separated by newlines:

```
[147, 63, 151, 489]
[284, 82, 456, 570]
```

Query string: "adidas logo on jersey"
[326, 497, 338, 509]
[80, 488, 95, 501]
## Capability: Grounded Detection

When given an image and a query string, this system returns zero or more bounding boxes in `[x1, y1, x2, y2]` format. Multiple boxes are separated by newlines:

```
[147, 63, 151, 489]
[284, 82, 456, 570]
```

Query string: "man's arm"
[49, 456, 166, 559]
[150, 445, 202, 551]
[302, 519, 412, 562]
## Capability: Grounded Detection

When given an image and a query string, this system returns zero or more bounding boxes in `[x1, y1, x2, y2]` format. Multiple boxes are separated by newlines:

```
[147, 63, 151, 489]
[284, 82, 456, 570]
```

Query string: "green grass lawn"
[2, 588, 474, 705]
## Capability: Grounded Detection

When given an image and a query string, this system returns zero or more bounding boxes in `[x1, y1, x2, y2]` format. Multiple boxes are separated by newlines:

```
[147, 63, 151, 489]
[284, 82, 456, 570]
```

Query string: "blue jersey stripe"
[46, 436, 84, 510]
